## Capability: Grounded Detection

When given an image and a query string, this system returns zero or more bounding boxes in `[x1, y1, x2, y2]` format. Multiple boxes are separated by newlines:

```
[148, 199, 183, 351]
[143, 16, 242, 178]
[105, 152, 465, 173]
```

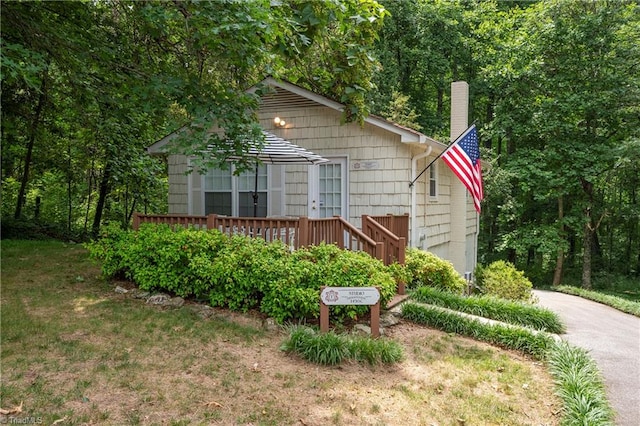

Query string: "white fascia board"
[147, 126, 187, 154]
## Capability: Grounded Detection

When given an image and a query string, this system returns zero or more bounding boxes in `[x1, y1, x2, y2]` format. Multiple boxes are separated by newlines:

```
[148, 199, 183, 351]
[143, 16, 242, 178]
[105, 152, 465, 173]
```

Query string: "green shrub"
[207, 235, 290, 312]
[260, 243, 397, 324]
[411, 286, 565, 333]
[86, 222, 136, 279]
[404, 248, 466, 293]
[280, 326, 404, 365]
[476, 260, 533, 302]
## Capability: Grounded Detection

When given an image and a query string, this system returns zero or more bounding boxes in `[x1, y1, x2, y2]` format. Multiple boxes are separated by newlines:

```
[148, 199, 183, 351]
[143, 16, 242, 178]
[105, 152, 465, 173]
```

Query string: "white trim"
[308, 156, 349, 219]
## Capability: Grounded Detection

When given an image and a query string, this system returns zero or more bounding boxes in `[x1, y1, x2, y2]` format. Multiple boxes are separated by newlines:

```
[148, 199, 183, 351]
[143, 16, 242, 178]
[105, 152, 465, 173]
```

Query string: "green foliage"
[401, 302, 554, 360]
[280, 326, 403, 366]
[547, 342, 615, 425]
[476, 261, 533, 302]
[261, 243, 397, 324]
[85, 223, 136, 279]
[412, 286, 565, 333]
[87, 224, 227, 298]
[555, 286, 640, 318]
[87, 226, 399, 324]
[404, 248, 466, 294]
[207, 235, 290, 312]
[1, 0, 387, 238]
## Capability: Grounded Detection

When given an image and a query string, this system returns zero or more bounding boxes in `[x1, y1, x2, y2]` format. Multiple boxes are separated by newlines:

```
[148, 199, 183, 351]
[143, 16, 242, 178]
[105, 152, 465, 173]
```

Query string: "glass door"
[309, 158, 347, 219]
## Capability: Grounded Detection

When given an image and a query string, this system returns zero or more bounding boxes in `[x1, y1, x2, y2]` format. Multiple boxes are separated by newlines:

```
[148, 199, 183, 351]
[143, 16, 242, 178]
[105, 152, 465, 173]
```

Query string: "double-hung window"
[429, 162, 438, 198]
[204, 165, 268, 217]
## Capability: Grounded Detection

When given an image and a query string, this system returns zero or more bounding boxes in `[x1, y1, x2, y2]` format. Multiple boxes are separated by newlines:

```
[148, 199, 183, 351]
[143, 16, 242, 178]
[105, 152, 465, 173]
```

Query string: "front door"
[308, 157, 348, 219]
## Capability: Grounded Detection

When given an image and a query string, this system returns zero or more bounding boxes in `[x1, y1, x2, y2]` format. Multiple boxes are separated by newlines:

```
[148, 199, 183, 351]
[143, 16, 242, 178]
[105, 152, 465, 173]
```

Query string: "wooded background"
[2, 0, 638, 289]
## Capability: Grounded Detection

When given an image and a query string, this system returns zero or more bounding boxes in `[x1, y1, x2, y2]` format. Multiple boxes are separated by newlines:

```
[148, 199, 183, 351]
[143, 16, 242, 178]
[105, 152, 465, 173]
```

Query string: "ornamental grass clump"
[547, 341, 614, 425]
[281, 326, 403, 366]
[401, 302, 555, 360]
[412, 286, 565, 333]
[556, 285, 640, 317]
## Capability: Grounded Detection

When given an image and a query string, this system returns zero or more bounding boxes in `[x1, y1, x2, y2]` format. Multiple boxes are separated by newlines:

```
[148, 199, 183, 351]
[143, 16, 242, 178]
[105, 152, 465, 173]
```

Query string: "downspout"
[410, 146, 432, 248]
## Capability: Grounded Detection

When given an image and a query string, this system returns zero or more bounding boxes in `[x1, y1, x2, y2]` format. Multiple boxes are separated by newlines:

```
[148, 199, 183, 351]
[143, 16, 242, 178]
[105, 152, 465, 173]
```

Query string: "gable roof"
[253, 77, 445, 149]
[148, 77, 447, 154]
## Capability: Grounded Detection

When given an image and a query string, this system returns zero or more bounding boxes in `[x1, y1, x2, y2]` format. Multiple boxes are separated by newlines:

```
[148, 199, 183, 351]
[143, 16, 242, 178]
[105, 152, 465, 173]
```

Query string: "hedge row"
[87, 224, 398, 324]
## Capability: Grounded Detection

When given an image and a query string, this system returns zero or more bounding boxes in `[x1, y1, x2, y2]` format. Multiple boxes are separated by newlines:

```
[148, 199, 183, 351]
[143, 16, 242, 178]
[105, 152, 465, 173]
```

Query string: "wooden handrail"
[133, 212, 208, 230]
[362, 215, 406, 294]
[362, 215, 405, 263]
[368, 213, 409, 242]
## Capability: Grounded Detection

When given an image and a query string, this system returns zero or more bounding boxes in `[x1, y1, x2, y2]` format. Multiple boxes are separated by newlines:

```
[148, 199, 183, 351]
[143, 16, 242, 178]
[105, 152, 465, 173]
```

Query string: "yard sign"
[319, 287, 381, 337]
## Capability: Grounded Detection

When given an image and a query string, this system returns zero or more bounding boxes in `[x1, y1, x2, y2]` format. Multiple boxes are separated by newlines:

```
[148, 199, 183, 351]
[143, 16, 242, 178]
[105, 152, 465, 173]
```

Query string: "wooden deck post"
[298, 216, 309, 248]
[375, 242, 385, 264]
[132, 212, 140, 231]
[397, 237, 406, 294]
[370, 297, 381, 338]
[206, 214, 216, 230]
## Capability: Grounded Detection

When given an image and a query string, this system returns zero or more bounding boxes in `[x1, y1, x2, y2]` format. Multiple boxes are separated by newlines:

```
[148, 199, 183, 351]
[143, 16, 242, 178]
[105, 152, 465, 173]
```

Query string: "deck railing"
[132, 212, 405, 294]
[133, 213, 383, 258]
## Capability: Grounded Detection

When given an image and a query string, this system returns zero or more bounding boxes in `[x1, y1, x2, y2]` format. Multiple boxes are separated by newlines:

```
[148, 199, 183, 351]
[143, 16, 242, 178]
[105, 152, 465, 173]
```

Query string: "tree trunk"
[67, 141, 73, 233]
[553, 195, 565, 285]
[92, 161, 112, 237]
[15, 72, 47, 219]
[84, 155, 96, 234]
[582, 212, 593, 289]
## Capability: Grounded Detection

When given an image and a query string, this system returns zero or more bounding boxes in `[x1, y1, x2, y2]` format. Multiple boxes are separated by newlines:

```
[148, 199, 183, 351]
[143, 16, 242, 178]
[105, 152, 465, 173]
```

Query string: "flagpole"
[409, 123, 475, 188]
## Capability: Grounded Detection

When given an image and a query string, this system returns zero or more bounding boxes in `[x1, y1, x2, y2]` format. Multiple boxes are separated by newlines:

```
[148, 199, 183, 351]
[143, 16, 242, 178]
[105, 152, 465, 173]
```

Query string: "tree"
[1, 0, 388, 236]
[486, 0, 640, 286]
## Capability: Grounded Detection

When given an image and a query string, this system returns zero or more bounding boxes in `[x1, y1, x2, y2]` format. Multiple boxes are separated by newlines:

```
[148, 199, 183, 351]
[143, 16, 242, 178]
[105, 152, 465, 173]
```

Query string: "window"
[319, 162, 343, 218]
[204, 168, 232, 215]
[204, 165, 268, 216]
[429, 162, 438, 198]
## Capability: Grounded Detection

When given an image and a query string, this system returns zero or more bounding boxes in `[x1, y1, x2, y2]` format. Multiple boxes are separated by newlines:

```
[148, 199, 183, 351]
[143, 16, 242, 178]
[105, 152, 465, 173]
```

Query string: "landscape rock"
[134, 291, 150, 299]
[380, 313, 401, 327]
[353, 324, 385, 336]
[146, 293, 170, 305]
[114, 286, 129, 294]
[192, 305, 216, 319]
[262, 317, 279, 332]
[164, 297, 185, 308]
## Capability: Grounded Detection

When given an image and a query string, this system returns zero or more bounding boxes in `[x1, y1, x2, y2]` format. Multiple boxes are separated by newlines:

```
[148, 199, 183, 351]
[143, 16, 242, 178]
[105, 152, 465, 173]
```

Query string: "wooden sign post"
[319, 287, 381, 338]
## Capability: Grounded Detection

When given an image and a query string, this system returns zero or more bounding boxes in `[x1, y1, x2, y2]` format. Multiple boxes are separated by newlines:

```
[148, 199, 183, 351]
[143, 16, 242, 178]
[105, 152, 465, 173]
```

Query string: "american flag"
[442, 124, 484, 213]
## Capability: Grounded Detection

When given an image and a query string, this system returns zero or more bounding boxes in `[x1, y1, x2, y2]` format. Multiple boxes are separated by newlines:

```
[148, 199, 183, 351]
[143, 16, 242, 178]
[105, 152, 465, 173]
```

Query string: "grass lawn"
[1, 240, 561, 425]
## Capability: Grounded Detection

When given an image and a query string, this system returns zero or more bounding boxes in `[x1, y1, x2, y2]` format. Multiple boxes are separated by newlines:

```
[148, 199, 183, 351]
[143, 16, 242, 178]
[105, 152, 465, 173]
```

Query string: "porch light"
[274, 116, 286, 127]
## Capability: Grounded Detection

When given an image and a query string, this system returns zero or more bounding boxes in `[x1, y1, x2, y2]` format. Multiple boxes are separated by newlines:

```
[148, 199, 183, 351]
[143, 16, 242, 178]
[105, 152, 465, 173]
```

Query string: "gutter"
[410, 146, 432, 248]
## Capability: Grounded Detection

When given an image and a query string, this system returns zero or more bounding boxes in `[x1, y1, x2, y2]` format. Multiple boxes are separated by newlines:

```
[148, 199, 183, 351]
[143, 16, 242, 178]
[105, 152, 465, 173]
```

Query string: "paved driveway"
[534, 290, 640, 426]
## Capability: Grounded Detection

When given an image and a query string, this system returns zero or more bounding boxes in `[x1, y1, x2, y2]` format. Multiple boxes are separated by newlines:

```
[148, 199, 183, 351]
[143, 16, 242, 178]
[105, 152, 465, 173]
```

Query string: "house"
[147, 78, 479, 276]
